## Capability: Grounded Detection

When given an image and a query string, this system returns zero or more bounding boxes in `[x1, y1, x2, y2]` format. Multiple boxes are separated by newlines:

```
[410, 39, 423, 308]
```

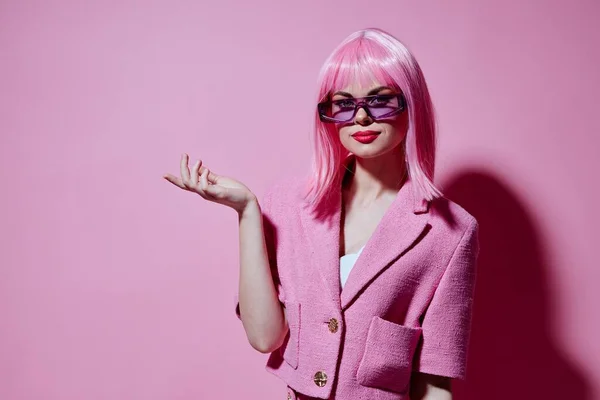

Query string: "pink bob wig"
[303, 28, 442, 213]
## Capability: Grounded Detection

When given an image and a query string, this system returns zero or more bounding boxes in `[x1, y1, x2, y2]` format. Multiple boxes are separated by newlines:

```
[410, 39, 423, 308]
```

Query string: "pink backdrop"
[1, 0, 599, 399]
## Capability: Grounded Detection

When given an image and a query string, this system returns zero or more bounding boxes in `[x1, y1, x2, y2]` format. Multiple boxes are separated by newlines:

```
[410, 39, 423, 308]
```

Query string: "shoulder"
[428, 194, 478, 238]
[261, 175, 308, 214]
[426, 196, 479, 269]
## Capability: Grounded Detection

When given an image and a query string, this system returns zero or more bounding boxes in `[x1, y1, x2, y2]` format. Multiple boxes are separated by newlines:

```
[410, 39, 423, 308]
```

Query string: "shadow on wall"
[442, 171, 590, 400]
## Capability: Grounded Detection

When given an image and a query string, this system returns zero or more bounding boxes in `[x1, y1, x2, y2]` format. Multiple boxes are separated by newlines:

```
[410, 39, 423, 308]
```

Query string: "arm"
[237, 198, 289, 353]
[410, 372, 452, 400]
[163, 154, 288, 354]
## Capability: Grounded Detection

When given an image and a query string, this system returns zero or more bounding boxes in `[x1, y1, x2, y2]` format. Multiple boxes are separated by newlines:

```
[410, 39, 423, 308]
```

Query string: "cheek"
[337, 124, 353, 139]
[384, 115, 409, 140]
[381, 124, 403, 142]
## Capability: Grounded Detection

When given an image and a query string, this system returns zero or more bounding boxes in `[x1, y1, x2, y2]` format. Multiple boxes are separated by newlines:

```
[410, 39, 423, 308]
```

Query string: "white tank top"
[340, 245, 365, 288]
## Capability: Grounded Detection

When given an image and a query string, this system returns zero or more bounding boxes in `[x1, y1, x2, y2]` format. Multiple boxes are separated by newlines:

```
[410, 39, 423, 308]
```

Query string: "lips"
[352, 130, 380, 137]
[351, 130, 380, 144]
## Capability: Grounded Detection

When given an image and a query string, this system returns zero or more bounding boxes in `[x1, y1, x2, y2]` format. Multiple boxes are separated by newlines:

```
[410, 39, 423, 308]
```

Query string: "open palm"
[163, 153, 255, 212]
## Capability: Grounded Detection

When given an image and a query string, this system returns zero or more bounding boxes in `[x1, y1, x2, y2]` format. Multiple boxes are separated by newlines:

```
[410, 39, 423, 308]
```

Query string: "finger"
[198, 165, 212, 182]
[190, 159, 201, 187]
[194, 167, 210, 199]
[200, 166, 220, 198]
[180, 153, 191, 188]
[200, 167, 226, 199]
[199, 166, 210, 192]
[206, 169, 220, 185]
[163, 173, 186, 189]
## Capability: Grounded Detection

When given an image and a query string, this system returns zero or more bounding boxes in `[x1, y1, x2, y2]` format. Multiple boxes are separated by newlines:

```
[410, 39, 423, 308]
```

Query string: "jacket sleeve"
[413, 218, 479, 379]
[233, 185, 286, 320]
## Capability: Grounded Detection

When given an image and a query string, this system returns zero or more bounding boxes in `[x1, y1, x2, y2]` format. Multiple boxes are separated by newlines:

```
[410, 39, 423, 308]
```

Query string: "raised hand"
[163, 153, 257, 213]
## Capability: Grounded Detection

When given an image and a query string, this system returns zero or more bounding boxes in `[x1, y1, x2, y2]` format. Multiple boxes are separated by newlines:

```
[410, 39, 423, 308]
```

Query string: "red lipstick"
[351, 130, 380, 144]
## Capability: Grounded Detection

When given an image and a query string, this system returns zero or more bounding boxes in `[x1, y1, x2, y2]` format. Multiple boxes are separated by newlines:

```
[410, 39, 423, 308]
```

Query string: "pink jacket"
[234, 177, 479, 400]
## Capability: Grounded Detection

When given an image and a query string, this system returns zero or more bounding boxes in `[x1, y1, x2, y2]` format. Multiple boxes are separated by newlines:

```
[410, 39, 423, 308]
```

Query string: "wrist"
[238, 196, 260, 220]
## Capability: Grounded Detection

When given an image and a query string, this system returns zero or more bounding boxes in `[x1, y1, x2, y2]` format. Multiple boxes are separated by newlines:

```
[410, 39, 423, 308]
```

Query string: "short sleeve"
[413, 218, 480, 379]
[233, 185, 286, 320]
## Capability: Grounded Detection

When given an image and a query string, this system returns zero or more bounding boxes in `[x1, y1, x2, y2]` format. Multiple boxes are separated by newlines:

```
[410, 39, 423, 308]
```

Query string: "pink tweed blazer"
[234, 177, 479, 400]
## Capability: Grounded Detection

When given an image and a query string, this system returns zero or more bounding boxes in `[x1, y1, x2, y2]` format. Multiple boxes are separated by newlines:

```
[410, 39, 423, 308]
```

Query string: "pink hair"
[303, 28, 442, 213]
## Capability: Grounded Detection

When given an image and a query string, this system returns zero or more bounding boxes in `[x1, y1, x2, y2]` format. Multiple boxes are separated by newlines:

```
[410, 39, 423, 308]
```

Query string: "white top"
[340, 245, 365, 288]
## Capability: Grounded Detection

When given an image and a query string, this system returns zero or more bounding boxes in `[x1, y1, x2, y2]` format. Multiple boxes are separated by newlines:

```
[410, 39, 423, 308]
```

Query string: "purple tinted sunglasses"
[317, 93, 406, 123]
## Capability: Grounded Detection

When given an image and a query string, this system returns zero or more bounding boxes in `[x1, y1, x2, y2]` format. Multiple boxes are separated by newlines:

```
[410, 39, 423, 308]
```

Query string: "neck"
[342, 148, 407, 205]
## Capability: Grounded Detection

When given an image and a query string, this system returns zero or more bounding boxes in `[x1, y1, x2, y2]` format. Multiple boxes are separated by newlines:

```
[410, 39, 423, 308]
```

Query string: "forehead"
[334, 81, 392, 97]
[329, 67, 397, 97]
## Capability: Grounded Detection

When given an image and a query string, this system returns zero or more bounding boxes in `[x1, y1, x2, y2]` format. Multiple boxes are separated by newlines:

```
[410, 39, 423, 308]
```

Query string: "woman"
[164, 28, 479, 400]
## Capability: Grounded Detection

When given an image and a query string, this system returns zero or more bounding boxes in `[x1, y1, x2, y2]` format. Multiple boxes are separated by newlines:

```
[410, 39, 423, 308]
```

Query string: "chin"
[345, 140, 399, 159]
[348, 147, 389, 159]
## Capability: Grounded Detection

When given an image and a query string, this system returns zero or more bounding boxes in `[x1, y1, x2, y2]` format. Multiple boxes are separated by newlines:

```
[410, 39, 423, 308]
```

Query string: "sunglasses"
[317, 93, 406, 123]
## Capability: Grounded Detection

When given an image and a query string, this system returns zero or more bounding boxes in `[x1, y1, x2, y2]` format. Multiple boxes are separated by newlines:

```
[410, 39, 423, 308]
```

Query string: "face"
[329, 82, 408, 159]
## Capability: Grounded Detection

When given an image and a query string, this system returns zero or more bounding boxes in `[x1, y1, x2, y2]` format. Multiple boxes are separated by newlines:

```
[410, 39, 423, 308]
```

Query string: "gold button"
[314, 370, 328, 387]
[328, 318, 339, 333]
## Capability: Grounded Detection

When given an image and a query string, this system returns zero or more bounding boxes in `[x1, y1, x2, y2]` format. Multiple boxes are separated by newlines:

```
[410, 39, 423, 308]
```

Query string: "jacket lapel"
[299, 176, 431, 312]
[340, 180, 430, 310]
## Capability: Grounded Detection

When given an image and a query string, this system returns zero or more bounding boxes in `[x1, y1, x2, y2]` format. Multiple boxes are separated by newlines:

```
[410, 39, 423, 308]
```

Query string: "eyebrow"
[332, 86, 394, 98]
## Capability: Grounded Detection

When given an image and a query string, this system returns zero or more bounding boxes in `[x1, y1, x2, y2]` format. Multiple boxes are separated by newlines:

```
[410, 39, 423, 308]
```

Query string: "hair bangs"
[321, 37, 401, 100]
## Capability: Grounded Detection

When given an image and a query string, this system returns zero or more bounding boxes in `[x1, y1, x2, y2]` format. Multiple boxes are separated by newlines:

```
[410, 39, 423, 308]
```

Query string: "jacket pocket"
[356, 316, 422, 394]
[281, 301, 301, 369]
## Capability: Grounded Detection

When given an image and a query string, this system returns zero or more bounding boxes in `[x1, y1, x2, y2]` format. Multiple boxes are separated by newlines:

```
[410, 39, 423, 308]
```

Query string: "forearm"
[415, 389, 451, 400]
[410, 373, 452, 400]
[237, 198, 288, 353]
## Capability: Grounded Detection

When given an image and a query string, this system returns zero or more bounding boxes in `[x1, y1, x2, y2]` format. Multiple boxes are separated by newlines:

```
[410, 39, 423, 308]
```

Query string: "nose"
[354, 106, 372, 125]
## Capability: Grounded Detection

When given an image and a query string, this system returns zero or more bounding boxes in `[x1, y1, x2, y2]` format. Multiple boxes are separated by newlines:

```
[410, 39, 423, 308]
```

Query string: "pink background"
[1, 0, 599, 399]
